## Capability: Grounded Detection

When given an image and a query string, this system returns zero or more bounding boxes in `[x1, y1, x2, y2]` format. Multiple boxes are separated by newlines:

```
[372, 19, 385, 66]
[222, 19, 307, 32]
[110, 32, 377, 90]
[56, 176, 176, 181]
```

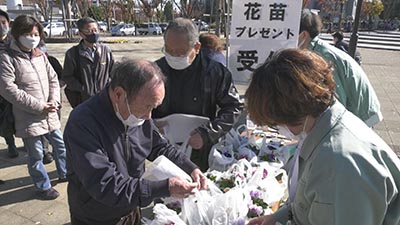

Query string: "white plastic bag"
[154, 113, 209, 144]
[142, 204, 186, 225]
[237, 145, 257, 161]
[224, 126, 242, 150]
[208, 142, 236, 172]
[141, 155, 192, 182]
[246, 165, 288, 205]
[211, 188, 251, 224]
[182, 189, 214, 225]
[177, 138, 192, 158]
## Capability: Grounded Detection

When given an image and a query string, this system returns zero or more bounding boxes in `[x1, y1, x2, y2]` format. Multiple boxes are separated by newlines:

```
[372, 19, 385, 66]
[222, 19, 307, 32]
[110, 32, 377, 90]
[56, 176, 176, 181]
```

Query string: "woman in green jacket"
[246, 49, 400, 225]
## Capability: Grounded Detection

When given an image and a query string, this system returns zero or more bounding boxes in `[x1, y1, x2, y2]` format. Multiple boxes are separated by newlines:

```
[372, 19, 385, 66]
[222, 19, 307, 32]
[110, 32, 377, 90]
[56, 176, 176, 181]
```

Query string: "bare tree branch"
[170, 0, 205, 18]
[33, 0, 50, 21]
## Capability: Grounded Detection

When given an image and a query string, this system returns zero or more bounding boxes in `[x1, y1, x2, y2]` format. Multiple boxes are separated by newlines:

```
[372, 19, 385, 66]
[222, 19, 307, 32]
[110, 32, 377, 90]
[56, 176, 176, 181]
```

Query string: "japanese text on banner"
[229, 0, 302, 83]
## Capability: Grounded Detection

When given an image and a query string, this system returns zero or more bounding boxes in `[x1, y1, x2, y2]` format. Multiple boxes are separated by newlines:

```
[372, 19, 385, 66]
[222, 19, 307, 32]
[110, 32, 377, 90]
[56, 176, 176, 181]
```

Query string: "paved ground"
[0, 35, 399, 225]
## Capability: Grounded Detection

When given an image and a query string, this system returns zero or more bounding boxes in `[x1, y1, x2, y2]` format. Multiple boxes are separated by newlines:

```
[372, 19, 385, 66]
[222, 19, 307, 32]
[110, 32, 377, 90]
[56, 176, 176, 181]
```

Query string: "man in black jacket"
[0, 9, 18, 158]
[332, 31, 362, 65]
[153, 18, 243, 171]
[64, 59, 206, 225]
[62, 17, 114, 108]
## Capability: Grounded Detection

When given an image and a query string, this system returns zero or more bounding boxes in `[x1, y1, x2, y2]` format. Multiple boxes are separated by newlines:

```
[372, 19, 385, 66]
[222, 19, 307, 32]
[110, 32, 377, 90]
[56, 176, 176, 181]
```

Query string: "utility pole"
[209, 0, 213, 33]
[215, 0, 221, 37]
[339, 0, 344, 30]
[349, 0, 363, 58]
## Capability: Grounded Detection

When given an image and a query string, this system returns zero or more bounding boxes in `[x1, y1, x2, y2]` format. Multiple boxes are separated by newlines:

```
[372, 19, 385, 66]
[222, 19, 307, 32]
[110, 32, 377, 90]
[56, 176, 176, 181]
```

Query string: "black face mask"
[85, 33, 99, 43]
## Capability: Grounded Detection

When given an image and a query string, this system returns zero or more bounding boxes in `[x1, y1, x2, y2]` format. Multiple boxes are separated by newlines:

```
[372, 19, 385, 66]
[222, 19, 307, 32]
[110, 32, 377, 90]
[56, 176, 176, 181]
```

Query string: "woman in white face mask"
[0, 15, 67, 200]
[246, 49, 400, 225]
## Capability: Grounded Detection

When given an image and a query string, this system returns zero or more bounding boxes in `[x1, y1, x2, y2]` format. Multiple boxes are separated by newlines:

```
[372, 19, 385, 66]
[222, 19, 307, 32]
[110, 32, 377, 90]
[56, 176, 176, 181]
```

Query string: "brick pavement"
[0, 36, 399, 224]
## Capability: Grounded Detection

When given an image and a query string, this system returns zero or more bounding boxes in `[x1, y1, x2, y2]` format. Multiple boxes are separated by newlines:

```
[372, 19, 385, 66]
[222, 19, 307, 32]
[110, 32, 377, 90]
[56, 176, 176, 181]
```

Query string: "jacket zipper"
[31, 59, 51, 130]
[124, 126, 130, 159]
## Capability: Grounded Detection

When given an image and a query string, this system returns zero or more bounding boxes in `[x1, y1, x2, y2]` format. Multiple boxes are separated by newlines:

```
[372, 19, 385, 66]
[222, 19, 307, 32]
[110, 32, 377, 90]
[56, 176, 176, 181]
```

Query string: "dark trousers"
[71, 208, 141, 225]
[4, 135, 15, 147]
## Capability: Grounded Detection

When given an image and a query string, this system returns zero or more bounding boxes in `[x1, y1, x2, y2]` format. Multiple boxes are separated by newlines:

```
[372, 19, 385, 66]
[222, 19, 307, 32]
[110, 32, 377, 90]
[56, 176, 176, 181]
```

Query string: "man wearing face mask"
[298, 9, 381, 127]
[153, 17, 243, 171]
[63, 17, 114, 108]
[0, 9, 19, 158]
[64, 59, 207, 225]
[0, 9, 11, 50]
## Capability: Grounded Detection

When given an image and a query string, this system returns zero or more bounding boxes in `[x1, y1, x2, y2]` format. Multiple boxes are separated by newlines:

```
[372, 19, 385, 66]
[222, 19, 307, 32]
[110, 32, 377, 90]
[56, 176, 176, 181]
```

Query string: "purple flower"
[250, 190, 261, 199]
[238, 154, 248, 160]
[221, 148, 232, 157]
[232, 218, 246, 225]
[169, 201, 181, 208]
[262, 169, 268, 179]
[166, 201, 182, 214]
[268, 153, 277, 162]
[247, 204, 264, 218]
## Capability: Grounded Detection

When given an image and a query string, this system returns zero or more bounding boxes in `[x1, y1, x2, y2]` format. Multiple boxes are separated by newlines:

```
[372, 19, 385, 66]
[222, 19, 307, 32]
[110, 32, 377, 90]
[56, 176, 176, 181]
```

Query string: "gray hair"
[164, 17, 199, 47]
[300, 9, 323, 38]
[110, 59, 166, 100]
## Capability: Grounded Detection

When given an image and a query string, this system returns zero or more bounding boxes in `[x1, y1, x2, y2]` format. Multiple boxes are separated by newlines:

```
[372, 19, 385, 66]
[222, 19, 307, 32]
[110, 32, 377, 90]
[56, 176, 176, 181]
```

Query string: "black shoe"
[7, 145, 18, 158]
[36, 187, 59, 200]
[42, 152, 53, 164]
[58, 177, 68, 183]
[0, 180, 5, 185]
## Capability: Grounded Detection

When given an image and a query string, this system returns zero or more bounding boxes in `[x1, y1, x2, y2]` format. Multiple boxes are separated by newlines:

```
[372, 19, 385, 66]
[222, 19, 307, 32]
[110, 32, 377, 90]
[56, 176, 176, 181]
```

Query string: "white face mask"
[1, 25, 9, 37]
[18, 35, 40, 49]
[165, 54, 192, 70]
[115, 95, 145, 127]
[277, 125, 296, 140]
[163, 46, 195, 71]
[277, 116, 309, 142]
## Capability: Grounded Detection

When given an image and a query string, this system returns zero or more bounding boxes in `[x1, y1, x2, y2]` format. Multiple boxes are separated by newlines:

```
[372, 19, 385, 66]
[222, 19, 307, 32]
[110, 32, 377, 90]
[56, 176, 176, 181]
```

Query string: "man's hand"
[168, 177, 198, 198]
[247, 215, 276, 225]
[191, 168, 207, 190]
[188, 130, 204, 149]
[43, 102, 58, 113]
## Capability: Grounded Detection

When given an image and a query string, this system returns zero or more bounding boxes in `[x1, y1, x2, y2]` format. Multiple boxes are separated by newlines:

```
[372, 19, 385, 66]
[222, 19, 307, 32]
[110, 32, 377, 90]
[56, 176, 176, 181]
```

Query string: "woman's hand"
[43, 102, 58, 113]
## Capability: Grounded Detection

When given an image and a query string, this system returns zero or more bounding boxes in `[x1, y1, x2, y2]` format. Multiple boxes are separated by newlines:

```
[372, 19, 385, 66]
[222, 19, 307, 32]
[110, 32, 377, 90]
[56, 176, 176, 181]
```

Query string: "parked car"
[43, 22, 66, 37]
[72, 26, 79, 35]
[192, 19, 209, 31]
[98, 21, 107, 32]
[159, 22, 168, 33]
[111, 23, 136, 36]
[136, 22, 162, 35]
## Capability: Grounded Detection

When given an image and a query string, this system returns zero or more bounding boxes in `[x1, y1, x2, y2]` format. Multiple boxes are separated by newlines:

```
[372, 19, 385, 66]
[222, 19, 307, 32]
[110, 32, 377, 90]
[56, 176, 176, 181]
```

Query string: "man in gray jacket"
[62, 17, 113, 108]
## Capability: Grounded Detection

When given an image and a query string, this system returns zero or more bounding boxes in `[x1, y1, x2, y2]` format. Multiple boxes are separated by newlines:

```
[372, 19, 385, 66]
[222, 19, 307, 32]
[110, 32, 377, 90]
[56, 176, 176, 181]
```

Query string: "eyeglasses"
[161, 46, 193, 58]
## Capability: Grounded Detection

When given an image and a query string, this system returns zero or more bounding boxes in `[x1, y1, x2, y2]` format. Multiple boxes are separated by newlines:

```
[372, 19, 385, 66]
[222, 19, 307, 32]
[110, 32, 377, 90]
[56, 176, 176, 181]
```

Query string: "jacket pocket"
[309, 201, 334, 225]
